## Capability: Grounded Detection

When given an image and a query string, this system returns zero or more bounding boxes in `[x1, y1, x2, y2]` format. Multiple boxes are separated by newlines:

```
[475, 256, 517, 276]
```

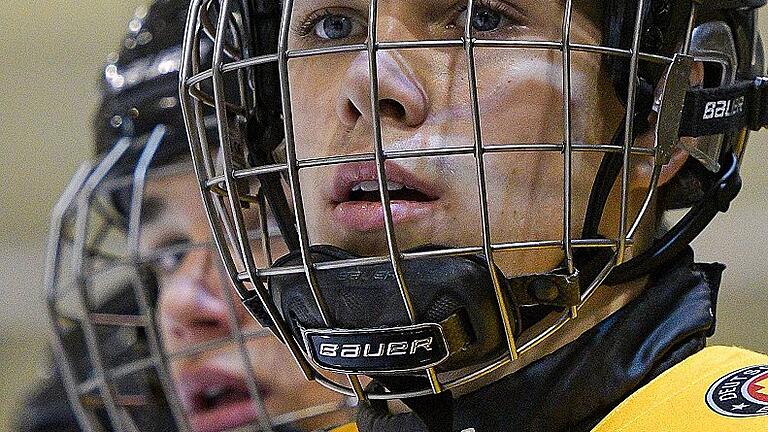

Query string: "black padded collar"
[453, 247, 723, 432]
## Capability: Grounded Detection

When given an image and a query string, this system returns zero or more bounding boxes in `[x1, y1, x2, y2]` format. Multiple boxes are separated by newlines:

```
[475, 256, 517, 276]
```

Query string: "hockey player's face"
[285, 0, 654, 276]
[141, 169, 346, 432]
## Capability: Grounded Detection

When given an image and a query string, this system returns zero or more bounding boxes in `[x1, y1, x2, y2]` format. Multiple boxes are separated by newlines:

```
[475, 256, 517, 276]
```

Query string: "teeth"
[359, 181, 379, 192]
[352, 181, 405, 192]
[202, 386, 228, 401]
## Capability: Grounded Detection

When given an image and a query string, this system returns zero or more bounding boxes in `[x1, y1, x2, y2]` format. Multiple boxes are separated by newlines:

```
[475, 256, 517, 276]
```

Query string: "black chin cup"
[262, 245, 521, 375]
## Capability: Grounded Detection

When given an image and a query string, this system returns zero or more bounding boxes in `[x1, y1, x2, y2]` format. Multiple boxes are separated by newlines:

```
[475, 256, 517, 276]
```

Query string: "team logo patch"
[706, 365, 768, 417]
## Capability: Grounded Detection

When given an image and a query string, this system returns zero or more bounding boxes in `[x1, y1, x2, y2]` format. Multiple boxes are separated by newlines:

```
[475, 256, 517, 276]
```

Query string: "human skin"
[284, 0, 688, 277]
[141, 170, 349, 432]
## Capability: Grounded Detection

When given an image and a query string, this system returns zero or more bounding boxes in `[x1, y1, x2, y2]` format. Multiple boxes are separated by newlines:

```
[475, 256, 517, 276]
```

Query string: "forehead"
[142, 170, 203, 219]
[145, 170, 198, 198]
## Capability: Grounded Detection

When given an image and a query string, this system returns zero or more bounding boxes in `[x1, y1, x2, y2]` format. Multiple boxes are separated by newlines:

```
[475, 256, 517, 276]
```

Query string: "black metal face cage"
[44, 128, 353, 432]
[178, 0, 766, 402]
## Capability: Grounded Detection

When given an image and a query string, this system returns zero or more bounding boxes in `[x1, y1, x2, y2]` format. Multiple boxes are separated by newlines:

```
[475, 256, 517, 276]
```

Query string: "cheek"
[247, 336, 293, 370]
[480, 151, 602, 247]
[155, 284, 177, 341]
[470, 52, 620, 146]
[288, 55, 354, 158]
[484, 152, 564, 229]
[473, 52, 565, 145]
[298, 166, 335, 242]
[461, 53, 622, 228]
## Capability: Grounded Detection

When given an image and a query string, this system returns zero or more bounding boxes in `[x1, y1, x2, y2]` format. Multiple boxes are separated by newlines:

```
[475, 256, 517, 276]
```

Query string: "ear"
[658, 143, 689, 186]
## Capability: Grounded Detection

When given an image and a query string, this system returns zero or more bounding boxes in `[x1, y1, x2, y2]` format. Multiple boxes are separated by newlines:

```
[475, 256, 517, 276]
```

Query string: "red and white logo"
[706, 365, 768, 418]
[744, 371, 768, 404]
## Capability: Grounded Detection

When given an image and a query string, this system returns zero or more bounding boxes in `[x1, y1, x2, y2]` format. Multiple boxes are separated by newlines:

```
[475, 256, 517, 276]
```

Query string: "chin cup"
[259, 245, 521, 375]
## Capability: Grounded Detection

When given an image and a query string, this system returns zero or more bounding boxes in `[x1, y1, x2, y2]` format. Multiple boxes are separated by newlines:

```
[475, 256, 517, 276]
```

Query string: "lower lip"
[189, 399, 260, 432]
[333, 200, 436, 232]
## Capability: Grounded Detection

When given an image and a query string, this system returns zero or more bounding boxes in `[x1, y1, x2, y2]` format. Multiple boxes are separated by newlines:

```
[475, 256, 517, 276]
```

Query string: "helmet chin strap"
[357, 401, 431, 432]
[356, 381, 452, 432]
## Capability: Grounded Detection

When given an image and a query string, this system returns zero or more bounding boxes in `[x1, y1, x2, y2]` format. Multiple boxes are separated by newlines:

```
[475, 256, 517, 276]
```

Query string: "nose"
[336, 51, 429, 129]
[158, 248, 243, 346]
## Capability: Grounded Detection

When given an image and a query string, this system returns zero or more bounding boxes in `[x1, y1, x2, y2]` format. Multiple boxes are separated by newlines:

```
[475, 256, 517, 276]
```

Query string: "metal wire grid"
[179, 0, 697, 400]
[44, 129, 348, 431]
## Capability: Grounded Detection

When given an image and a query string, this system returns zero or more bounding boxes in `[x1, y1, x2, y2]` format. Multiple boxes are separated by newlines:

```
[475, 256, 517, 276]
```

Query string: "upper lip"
[329, 161, 440, 203]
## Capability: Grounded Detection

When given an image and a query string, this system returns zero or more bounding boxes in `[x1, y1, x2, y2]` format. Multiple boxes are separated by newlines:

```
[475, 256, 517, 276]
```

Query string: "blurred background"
[0, 2, 766, 430]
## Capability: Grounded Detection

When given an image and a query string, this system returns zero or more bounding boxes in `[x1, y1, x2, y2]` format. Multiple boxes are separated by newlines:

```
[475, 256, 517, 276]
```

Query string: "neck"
[521, 275, 649, 367]
[450, 274, 649, 398]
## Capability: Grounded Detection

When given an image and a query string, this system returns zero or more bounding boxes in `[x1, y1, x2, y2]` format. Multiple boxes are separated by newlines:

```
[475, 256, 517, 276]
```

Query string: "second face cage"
[44, 127, 352, 432]
[179, 0, 764, 401]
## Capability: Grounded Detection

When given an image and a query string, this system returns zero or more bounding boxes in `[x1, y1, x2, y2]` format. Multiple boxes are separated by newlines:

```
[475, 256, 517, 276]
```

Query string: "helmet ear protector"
[180, 0, 768, 405]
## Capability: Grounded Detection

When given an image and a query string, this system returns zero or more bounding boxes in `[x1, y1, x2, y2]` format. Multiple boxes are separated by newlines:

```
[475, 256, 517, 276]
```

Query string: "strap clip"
[509, 269, 581, 308]
[655, 54, 695, 166]
[747, 76, 768, 131]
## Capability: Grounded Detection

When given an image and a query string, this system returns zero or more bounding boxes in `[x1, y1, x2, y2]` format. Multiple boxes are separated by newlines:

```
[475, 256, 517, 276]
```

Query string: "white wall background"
[0, 1, 140, 428]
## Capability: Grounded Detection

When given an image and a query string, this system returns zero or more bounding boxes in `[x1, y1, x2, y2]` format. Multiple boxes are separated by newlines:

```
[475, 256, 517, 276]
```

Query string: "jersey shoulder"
[593, 345, 768, 432]
[328, 423, 359, 432]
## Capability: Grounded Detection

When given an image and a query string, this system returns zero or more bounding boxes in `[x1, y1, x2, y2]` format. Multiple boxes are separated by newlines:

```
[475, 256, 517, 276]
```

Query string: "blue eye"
[313, 13, 365, 40]
[151, 235, 190, 274]
[158, 250, 186, 273]
[455, 3, 521, 34]
[316, 14, 352, 39]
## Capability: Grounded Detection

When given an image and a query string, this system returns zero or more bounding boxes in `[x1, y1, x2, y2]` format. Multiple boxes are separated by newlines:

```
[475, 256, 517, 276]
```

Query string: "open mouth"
[331, 162, 440, 232]
[192, 383, 251, 412]
[179, 368, 269, 432]
[347, 180, 435, 203]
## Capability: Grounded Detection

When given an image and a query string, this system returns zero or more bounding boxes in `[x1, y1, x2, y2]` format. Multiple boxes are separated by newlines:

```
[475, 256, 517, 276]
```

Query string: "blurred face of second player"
[139, 164, 347, 432]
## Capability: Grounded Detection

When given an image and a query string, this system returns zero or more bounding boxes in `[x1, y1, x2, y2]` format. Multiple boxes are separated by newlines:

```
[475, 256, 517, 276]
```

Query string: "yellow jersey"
[330, 346, 768, 432]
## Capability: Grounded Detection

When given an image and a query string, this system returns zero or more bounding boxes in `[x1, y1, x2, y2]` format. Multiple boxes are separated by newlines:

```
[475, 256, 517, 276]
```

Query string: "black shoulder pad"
[698, 0, 767, 10]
